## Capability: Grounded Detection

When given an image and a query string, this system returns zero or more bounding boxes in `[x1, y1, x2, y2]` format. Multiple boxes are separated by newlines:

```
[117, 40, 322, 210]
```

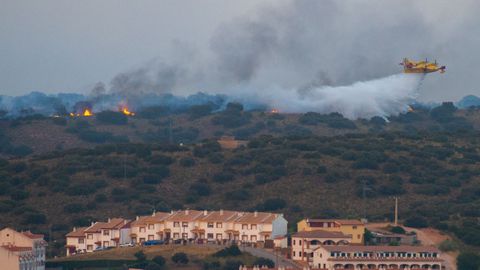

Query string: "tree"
[152, 255, 166, 267]
[172, 252, 189, 264]
[145, 262, 162, 270]
[390, 226, 406, 234]
[404, 216, 428, 228]
[457, 252, 480, 270]
[253, 257, 275, 268]
[134, 250, 147, 262]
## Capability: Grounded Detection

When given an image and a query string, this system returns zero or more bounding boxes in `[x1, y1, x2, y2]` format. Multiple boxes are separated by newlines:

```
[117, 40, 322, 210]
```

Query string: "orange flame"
[121, 107, 135, 116]
[270, 108, 279, 114]
[83, 109, 93, 116]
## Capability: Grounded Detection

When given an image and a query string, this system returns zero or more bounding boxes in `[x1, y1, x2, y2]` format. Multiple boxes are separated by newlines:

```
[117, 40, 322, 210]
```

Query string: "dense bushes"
[213, 245, 241, 257]
[96, 111, 128, 125]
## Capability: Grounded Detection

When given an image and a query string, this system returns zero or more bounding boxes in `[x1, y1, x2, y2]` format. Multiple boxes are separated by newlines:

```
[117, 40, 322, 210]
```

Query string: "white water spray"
[252, 73, 425, 119]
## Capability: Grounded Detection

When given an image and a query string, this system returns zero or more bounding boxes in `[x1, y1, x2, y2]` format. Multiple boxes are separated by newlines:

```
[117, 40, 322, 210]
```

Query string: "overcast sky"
[1, 0, 479, 102]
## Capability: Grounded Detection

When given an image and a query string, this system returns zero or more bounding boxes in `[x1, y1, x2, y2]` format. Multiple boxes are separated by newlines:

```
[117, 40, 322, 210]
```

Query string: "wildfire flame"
[121, 107, 135, 116]
[83, 109, 93, 116]
[270, 108, 279, 114]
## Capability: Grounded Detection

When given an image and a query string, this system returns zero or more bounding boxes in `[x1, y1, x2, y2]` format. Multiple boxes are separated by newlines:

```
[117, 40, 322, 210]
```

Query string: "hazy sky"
[1, 0, 479, 102]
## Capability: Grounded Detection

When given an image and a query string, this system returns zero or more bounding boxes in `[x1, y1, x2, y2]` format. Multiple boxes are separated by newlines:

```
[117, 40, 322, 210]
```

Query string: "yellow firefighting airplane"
[400, 58, 446, 74]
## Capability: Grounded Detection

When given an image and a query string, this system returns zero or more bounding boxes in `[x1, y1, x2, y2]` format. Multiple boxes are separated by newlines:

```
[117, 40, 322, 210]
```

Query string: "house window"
[207, 233, 214, 239]
[216, 222, 222, 228]
[87, 245, 93, 250]
[148, 235, 154, 240]
[353, 225, 357, 229]
[357, 234, 361, 239]
[216, 234, 223, 240]
[140, 227, 146, 232]
[251, 235, 257, 242]
[87, 234, 93, 239]
[78, 238, 84, 244]
[148, 224, 154, 230]
[139, 238, 145, 243]
[103, 241, 109, 247]
[182, 233, 188, 239]
[242, 235, 248, 241]
[293, 240, 296, 245]
[182, 222, 188, 227]
[173, 233, 180, 239]
[208, 222, 214, 228]
[173, 222, 180, 227]
[293, 251, 296, 257]
[299, 240, 302, 245]
[242, 224, 248, 230]
[103, 230, 109, 236]
[251, 224, 257, 230]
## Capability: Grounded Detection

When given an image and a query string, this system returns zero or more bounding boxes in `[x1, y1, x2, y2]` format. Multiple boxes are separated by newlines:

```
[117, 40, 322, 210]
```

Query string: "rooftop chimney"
[185, 209, 189, 215]
[136, 216, 139, 221]
[152, 210, 156, 217]
[108, 218, 111, 223]
[220, 209, 224, 215]
[254, 211, 258, 217]
[171, 210, 174, 214]
[73, 227, 76, 232]
[204, 210, 208, 216]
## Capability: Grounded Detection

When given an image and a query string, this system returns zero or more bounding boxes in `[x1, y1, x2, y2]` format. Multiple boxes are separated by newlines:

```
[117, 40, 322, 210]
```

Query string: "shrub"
[404, 216, 428, 228]
[152, 255, 166, 267]
[213, 245, 241, 257]
[64, 203, 85, 213]
[225, 189, 250, 201]
[145, 262, 162, 270]
[150, 155, 175, 165]
[457, 252, 480, 270]
[253, 257, 275, 268]
[146, 165, 170, 178]
[390, 226, 406, 234]
[179, 157, 196, 167]
[188, 104, 214, 119]
[438, 239, 458, 252]
[23, 213, 46, 224]
[172, 252, 189, 264]
[94, 194, 107, 203]
[96, 111, 128, 125]
[222, 260, 243, 270]
[11, 190, 29, 201]
[134, 250, 147, 261]
[189, 182, 211, 197]
[260, 198, 287, 211]
[213, 172, 234, 183]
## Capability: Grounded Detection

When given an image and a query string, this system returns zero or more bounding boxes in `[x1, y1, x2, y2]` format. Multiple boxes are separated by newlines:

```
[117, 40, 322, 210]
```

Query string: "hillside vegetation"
[0, 102, 480, 257]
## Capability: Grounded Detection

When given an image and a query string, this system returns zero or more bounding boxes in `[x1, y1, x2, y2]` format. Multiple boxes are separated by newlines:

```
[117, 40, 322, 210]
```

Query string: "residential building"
[291, 230, 351, 264]
[82, 218, 130, 253]
[312, 245, 443, 270]
[130, 211, 172, 243]
[65, 227, 87, 256]
[65, 210, 288, 255]
[0, 227, 47, 270]
[297, 219, 365, 244]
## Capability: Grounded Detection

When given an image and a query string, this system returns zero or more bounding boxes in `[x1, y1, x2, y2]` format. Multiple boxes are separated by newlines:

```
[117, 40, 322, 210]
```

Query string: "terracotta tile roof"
[235, 212, 280, 224]
[22, 231, 44, 239]
[166, 210, 203, 222]
[306, 219, 364, 226]
[320, 245, 440, 253]
[292, 230, 351, 239]
[131, 212, 171, 226]
[85, 218, 129, 232]
[66, 227, 88, 238]
[198, 210, 240, 222]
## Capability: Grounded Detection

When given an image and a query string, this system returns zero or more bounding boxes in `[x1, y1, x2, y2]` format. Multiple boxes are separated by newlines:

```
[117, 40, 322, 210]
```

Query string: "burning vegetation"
[120, 107, 135, 116]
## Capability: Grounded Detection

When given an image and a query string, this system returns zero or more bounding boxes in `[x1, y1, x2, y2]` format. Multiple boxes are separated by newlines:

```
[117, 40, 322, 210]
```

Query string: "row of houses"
[0, 227, 47, 270]
[291, 219, 443, 270]
[65, 209, 287, 255]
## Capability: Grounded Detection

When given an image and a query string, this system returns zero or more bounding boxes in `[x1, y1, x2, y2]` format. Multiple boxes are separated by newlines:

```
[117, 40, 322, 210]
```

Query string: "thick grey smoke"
[104, 0, 480, 118]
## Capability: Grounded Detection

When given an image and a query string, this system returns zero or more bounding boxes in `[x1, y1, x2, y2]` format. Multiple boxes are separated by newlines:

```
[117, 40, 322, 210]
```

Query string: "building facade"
[312, 245, 443, 270]
[291, 230, 351, 264]
[65, 210, 288, 256]
[0, 228, 47, 270]
[297, 219, 365, 244]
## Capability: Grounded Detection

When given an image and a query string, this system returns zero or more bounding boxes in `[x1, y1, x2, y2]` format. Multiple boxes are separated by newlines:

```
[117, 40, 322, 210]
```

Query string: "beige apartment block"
[291, 230, 351, 264]
[65, 210, 288, 256]
[312, 245, 443, 270]
[0, 228, 47, 270]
